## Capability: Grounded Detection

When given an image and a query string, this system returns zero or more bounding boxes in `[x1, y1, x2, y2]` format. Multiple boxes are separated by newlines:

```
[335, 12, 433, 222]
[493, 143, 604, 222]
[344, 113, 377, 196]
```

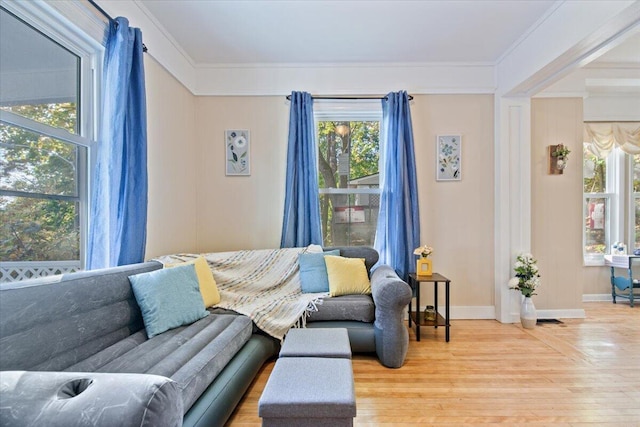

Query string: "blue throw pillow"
[298, 250, 340, 293]
[129, 264, 209, 338]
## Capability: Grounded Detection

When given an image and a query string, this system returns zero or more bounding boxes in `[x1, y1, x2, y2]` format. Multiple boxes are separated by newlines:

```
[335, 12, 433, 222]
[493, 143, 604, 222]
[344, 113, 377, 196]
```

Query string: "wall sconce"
[548, 144, 570, 175]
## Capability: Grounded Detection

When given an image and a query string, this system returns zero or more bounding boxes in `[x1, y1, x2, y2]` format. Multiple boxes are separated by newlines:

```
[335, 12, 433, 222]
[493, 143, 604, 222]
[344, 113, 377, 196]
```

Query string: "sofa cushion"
[298, 250, 340, 293]
[129, 264, 209, 338]
[66, 313, 253, 413]
[0, 371, 182, 427]
[0, 262, 161, 372]
[324, 255, 371, 297]
[165, 257, 221, 307]
[307, 295, 375, 323]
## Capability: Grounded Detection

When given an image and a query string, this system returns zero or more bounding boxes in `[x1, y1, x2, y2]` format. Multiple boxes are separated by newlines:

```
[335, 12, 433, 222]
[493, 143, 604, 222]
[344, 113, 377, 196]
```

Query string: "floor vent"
[537, 318, 563, 324]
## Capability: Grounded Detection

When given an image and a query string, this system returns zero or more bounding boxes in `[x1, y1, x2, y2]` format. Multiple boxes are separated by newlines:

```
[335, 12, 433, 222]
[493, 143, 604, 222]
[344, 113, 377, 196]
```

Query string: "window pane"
[319, 193, 379, 247]
[0, 196, 80, 261]
[0, 8, 79, 133]
[585, 197, 607, 255]
[0, 123, 79, 197]
[583, 143, 606, 193]
[317, 121, 380, 247]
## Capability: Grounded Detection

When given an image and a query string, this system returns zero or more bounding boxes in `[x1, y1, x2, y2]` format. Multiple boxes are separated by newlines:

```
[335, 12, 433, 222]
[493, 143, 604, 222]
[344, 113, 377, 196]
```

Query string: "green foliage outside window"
[0, 103, 80, 261]
[317, 121, 379, 246]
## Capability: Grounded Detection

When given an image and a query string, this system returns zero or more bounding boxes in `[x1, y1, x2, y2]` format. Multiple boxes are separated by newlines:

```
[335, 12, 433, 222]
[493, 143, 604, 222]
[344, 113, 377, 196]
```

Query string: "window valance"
[584, 122, 640, 157]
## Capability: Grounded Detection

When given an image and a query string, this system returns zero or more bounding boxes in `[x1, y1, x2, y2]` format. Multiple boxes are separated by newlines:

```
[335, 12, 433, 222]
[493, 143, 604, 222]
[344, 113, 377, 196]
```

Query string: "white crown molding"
[497, 0, 640, 96]
[533, 91, 588, 99]
[195, 61, 497, 70]
[91, 0, 639, 98]
[586, 61, 640, 69]
[98, 0, 197, 92]
[193, 63, 496, 96]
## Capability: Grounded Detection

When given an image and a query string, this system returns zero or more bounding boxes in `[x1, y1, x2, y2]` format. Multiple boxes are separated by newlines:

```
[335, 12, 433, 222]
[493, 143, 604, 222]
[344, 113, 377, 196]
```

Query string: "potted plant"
[508, 253, 541, 329]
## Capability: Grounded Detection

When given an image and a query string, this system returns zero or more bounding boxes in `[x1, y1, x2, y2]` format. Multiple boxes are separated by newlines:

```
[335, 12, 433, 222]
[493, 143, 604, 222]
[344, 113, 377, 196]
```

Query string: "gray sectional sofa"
[0, 247, 411, 427]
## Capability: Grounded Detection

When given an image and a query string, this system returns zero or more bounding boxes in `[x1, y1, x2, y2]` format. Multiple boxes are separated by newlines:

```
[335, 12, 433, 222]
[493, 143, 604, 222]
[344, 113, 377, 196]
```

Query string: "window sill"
[583, 258, 605, 267]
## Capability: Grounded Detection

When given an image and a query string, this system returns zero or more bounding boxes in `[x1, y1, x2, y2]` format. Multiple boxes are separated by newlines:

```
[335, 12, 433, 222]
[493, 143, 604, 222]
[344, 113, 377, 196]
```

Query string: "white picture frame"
[436, 134, 461, 181]
[225, 130, 250, 176]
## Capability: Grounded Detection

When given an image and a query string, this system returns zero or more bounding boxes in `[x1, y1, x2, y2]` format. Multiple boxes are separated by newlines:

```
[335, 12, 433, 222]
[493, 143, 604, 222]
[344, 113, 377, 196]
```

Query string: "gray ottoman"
[280, 328, 351, 359]
[258, 357, 356, 427]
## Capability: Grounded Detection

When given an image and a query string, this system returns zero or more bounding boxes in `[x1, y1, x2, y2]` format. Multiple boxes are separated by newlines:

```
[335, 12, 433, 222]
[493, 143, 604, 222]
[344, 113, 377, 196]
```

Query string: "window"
[582, 142, 639, 265]
[316, 108, 382, 247]
[632, 154, 640, 249]
[0, 5, 98, 281]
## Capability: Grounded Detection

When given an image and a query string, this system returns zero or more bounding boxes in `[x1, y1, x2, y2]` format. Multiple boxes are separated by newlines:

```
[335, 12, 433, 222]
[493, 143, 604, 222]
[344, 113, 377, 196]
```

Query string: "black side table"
[408, 273, 451, 342]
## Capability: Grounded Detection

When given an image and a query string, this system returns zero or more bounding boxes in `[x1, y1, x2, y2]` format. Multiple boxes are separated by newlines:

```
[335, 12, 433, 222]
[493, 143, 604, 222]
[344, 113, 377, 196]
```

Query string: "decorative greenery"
[1, 102, 80, 261]
[413, 245, 434, 258]
[508, 253, 540, 298]
[317, 121, 380, 246]
[551, 144, 571, 159]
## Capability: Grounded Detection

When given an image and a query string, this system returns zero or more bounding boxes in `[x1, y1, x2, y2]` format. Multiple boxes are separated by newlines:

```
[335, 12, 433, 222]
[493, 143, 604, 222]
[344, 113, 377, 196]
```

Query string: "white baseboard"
[583, 293, 613, 302]
[449, 305, 495, 319]
[405, 305, 590, 321]
[536, 309, 586, 319]
[406, 305, 495, 320]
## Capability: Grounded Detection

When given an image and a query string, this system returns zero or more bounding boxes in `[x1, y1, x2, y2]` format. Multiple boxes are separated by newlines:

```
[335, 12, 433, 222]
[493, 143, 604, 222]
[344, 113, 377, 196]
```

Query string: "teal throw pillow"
[298, 250, 340, 293]
[129, 264, 209, 338]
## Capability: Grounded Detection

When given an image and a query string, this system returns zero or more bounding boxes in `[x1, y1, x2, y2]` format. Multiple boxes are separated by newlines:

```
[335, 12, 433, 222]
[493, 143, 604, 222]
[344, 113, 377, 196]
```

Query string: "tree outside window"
[317, 120, 380, 247]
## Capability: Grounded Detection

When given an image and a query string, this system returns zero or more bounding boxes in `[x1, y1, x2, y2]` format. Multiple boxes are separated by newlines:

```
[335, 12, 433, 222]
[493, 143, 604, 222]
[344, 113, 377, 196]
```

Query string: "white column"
[494, 96, 531, 323]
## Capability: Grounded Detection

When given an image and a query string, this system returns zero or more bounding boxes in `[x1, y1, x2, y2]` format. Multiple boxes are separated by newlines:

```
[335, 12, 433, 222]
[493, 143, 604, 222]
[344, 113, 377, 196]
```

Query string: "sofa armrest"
[370, 265, 413, 368]
[0, 371, 183, 427]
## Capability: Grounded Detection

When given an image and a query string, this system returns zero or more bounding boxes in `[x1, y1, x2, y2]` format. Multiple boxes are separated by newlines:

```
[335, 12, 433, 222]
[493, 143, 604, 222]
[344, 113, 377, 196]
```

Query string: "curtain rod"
[87, 0, 148, 53]
[285, 94, 414, 101]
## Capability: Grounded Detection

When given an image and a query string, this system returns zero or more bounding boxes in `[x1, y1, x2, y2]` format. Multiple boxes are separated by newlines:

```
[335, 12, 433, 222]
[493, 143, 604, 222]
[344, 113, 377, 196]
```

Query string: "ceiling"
[137, 0, 558, 66]
[127, 0, 639, 97]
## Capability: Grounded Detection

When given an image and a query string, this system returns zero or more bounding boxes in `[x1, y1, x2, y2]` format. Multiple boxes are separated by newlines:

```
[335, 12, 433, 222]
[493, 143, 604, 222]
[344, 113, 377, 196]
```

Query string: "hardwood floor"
[226, 302, 640, 426]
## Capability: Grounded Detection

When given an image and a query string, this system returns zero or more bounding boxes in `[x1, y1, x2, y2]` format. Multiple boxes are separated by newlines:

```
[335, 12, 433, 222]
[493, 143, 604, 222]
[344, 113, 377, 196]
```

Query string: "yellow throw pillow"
[324, 255, 371, 297]
[166, 257, 220, 307]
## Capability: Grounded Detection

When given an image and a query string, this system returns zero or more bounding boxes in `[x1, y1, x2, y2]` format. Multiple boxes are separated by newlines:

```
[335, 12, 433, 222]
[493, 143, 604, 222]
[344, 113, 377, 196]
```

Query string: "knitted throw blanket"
[154, 247, 327, 340]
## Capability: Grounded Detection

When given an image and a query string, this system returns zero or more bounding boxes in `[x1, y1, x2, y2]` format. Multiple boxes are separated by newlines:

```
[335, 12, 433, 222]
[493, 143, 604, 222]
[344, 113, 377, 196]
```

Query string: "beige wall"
[191, 94, 496, 306]
[194, 97, 290, 252]
[144, 57, 198, 259]
[412, 95, 495, 307]
[531, 98, 610, 310]
[143, 64, 616, 309]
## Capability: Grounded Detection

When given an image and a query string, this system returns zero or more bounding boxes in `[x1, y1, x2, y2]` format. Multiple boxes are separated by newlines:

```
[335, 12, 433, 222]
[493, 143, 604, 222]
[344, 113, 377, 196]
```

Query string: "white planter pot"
[520, 296, 537, 329]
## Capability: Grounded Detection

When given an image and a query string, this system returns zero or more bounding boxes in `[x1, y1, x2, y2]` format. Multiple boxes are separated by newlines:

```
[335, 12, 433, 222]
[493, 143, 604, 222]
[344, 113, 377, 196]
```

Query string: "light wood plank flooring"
[227, 302, 640, 426]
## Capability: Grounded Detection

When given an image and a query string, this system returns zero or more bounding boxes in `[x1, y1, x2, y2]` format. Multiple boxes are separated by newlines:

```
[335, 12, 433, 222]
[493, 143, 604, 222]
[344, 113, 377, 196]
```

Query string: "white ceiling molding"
[496, 0, 640, 97]
[94, 0, 639, 98]
[584, 96, 640, 121]
[99, 0, 197, 92]
[194, 63, 496, 96]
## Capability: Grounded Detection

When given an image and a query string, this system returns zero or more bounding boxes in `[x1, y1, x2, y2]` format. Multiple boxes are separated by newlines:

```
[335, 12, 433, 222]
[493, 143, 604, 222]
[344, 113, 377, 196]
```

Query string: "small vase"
[556, 157, 567, 170]
[520, 296, 537, 329]
[416, 257, 432, 276]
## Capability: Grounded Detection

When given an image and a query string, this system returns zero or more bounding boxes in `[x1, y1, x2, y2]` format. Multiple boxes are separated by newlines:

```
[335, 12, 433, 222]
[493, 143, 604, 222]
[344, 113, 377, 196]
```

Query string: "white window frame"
[314, 101, 383, 246]
[583, 146, 628, 266]
[0, 0, 102, 273]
